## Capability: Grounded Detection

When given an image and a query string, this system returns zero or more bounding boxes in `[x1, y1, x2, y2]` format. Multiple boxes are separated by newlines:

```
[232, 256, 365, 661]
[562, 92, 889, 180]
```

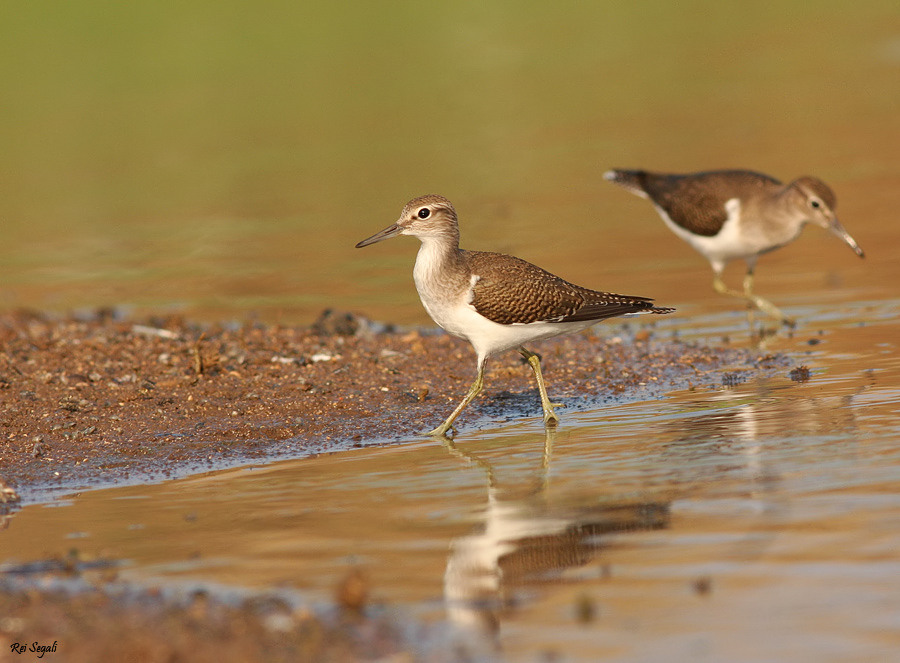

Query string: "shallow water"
[2, 3, 900, 661]
[2, 303, 899, 662]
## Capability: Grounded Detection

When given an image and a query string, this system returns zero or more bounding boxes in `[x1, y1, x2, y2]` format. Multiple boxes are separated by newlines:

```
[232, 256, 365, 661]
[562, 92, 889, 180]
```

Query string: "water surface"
[2, 302, 899, 661]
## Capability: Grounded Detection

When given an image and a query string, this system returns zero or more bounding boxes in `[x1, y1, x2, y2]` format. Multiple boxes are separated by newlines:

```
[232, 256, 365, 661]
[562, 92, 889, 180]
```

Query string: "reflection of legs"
[444, 426, 555, 493]
[541, 426, 555, 478]
[519, 347, 560, 426]
[429, 358, 486, 437]
[441, 437, 495, 485]
[712, 268, 793, 326]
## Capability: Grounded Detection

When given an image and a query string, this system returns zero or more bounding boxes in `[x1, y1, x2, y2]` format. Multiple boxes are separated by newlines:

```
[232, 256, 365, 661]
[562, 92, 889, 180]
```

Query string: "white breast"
[412, 238, 466, 331]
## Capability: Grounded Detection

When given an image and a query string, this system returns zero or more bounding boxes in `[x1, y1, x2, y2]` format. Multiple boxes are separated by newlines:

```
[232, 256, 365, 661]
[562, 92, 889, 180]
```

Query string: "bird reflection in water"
[441, 429, 670, 642]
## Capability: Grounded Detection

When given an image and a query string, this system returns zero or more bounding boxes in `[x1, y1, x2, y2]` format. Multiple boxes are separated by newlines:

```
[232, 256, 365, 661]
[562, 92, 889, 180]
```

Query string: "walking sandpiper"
[356, 194, 674, 437]
[604, 169, 865, 325]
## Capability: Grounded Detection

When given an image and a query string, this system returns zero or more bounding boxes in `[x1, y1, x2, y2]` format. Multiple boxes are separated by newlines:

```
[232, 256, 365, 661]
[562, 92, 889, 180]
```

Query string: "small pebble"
[789, 365, 811, 383]
[693, 576, 713, 596]
[574, 593, 598, 624]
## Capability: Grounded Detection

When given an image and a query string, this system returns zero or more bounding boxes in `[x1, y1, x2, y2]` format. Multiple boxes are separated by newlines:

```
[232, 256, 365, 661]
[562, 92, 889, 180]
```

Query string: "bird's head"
[791, 177, 864, 258]
[356, 195, 459, 248]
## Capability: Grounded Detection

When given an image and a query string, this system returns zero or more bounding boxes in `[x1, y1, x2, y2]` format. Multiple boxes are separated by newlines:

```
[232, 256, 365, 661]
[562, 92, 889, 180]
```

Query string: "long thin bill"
[829, 218, 865, 258]
[355, 223, 401, 248]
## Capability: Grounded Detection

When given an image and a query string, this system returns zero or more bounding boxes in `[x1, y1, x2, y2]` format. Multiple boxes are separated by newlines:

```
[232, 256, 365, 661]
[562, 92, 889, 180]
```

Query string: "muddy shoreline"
[0, 308, 788, 506]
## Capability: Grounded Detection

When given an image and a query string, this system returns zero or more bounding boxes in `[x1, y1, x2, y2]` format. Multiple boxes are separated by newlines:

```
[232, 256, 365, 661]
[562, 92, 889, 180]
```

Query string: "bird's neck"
[413, 234, 467, 307]
[753, 188, 808, 245]
[414, 232, 461, 276]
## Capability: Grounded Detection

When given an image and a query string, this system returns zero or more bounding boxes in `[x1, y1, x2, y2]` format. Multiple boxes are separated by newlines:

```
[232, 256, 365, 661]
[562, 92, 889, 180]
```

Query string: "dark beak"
[827, 218, 865, 258]
[356, 223, 402, 248]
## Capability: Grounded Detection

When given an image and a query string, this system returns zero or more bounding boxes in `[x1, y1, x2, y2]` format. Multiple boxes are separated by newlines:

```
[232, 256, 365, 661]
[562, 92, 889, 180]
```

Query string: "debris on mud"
[0, 309, 783, 502]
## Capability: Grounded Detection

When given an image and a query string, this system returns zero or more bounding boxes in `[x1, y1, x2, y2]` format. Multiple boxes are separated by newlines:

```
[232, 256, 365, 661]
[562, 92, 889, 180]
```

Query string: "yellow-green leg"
[519, 348, 561, 426]
[742, 271, 794, 327]
[712, 271, 745, 300]
[712, 271, 793, 327]
[428, 360, 486, 437]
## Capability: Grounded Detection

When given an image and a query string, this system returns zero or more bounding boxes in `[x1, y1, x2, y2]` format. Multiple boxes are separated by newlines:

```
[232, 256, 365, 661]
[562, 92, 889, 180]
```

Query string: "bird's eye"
[810, 199, 821, 209]
[417, 208, 431, 219]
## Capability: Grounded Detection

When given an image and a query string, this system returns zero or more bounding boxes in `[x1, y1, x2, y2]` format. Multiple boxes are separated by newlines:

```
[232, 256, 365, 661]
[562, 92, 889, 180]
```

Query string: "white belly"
[657, 198, 765, 272]
[432, 300, 596, 359]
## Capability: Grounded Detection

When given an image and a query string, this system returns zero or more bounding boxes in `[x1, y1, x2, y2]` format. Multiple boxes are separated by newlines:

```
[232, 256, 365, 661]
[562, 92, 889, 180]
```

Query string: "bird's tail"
[603, 169, 650, 198]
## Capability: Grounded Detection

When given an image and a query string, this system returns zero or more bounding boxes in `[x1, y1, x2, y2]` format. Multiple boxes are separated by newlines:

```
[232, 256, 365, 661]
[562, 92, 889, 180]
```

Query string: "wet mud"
[0, 309, 781, 505]
[0, 570, 431, 663]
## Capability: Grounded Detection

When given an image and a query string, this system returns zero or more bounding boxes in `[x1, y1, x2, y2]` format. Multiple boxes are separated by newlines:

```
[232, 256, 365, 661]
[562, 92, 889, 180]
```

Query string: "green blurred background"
[1, 1, 897, 323]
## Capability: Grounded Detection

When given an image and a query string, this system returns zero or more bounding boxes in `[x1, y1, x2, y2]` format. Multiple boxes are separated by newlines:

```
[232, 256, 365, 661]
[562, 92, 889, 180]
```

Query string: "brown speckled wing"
[619, 170, 781, 237]
[464, 251, 664, 325]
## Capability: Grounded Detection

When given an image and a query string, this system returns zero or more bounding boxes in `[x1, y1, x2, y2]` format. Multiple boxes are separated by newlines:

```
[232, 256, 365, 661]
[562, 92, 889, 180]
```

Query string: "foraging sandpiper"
[356, 194, 674, 437]
[604, 169, 865, 325]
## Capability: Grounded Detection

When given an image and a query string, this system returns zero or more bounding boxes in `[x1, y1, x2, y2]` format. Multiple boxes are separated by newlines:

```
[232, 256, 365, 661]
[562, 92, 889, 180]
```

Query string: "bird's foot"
[750, 296, 794, 327]
[540, 400, 565, 426]
[426, 422, 455, 438]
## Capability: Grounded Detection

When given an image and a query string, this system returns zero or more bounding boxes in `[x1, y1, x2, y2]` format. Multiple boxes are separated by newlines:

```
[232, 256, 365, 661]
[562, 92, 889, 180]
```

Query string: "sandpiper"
[356, 194, 674, 437]
[603, 169, 865, 325]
